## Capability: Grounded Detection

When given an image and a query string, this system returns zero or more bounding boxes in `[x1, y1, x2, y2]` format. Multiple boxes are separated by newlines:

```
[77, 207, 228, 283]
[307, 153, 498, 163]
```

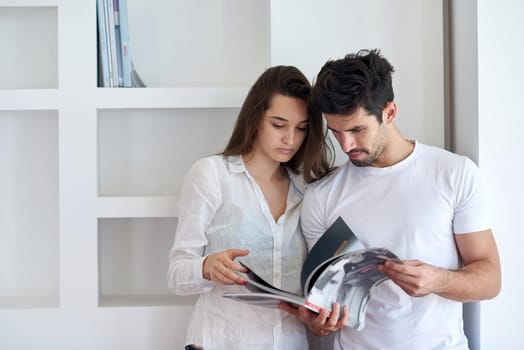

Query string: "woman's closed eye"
[297, 126, 308, 132]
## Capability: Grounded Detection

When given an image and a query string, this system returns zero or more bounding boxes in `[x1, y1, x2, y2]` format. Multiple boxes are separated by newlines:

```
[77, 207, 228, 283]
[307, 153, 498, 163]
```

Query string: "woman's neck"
[242, 152, 286, 183]
[242, 152, 290, 222]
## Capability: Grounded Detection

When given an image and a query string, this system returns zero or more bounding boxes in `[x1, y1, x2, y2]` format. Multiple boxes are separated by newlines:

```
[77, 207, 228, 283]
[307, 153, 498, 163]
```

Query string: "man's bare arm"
[380, 229, 501, 302]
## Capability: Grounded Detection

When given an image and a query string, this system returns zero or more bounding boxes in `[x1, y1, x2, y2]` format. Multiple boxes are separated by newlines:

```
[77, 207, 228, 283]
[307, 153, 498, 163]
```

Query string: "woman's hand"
[202, 249, 249, 285]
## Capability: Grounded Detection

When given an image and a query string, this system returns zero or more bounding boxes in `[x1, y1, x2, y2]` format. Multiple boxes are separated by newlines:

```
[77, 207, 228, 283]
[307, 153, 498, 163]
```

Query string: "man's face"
[325, 107, 387, 167]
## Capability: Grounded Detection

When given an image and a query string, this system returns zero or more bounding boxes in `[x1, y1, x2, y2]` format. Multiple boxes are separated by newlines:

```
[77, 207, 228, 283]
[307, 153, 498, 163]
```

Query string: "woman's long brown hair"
[221, 65, 333, 183]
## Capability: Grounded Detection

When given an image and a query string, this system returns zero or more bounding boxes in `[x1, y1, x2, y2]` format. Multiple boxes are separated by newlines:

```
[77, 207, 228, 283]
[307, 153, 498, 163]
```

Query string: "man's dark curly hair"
[312, 49, 395, 122]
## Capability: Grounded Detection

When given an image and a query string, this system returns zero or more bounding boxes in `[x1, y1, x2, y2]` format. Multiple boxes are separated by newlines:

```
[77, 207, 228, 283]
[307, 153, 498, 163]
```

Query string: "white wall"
[477, 0, 524, 348]
[270, 0, 445, 151]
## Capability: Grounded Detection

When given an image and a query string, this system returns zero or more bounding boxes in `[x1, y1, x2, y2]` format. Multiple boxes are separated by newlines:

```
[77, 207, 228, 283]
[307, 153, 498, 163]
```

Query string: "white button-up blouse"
[167, 155, 308, 350]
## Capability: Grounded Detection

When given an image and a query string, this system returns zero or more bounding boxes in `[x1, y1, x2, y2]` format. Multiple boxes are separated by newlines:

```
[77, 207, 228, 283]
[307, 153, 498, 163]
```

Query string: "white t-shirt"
[168, 155, 308, 350]
[301, 141, 490, 350]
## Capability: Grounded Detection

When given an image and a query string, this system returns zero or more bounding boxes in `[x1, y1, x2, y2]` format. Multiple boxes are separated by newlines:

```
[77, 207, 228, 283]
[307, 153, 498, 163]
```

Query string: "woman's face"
[253, 94, 309, 165]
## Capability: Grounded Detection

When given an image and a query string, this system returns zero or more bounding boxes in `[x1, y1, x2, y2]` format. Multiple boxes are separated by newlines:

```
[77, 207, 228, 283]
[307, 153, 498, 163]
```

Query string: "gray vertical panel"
[448, 0, 480, 349]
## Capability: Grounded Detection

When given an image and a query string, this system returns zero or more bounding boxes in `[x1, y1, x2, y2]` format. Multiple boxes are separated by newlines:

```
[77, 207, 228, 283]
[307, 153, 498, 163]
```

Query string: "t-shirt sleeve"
[453, 157, 492, 234]
[301, 182, 329, 251]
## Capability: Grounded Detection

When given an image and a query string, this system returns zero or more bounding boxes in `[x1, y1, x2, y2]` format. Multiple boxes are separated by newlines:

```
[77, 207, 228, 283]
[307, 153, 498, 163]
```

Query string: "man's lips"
[348, 150, 366, 159]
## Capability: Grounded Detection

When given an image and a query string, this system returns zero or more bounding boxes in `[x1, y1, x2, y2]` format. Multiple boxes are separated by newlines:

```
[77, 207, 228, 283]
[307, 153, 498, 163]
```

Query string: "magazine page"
[223, 263, 309, 310]
[236, 262, 304, 300]
[305, 248, 401, 330]
[301, 216, 364, 290]
[223, 292, 307, 310]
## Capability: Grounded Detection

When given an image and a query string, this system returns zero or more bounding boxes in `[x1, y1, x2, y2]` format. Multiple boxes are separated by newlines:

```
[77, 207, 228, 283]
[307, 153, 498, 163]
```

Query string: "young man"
[280, 49, 501, 349]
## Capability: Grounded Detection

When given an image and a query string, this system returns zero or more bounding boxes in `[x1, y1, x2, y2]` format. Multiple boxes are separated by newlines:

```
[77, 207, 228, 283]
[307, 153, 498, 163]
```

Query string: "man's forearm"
[437, 259, 501, 302]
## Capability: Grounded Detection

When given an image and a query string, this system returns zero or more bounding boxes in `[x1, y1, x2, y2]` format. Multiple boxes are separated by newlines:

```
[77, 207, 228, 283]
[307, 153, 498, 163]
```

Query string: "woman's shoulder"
[188, 154, 246, 179]
[185, 155, 224, 180]
[190, 154, 226, 169]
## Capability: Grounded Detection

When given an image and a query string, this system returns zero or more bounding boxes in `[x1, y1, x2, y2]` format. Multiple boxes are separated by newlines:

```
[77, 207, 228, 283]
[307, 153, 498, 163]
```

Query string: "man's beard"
[349, 124, 387, 167]
[349, 150, 377, 167]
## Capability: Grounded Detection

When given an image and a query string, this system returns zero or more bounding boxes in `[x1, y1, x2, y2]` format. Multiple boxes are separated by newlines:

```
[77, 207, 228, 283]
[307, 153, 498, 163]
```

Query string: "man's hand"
[379, 260, 449, 297]
[202, 249, 249, 285]
[279, 302, 348, 336]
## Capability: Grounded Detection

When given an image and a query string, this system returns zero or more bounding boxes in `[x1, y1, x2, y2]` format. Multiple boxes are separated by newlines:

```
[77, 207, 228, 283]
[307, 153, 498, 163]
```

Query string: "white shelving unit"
[95, 87, 248, 109]
[0, 110, 59, 309]
[0, 1, 268, 348]
[0, 1, 445, 349]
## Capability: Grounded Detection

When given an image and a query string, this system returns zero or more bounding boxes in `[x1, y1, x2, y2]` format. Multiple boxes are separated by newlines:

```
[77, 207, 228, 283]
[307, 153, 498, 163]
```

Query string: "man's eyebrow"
[328, 125, 363, 132]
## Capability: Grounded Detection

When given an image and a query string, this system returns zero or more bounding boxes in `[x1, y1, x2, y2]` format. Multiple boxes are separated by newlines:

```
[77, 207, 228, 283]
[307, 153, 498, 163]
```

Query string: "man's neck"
[373, 130, 415, 168]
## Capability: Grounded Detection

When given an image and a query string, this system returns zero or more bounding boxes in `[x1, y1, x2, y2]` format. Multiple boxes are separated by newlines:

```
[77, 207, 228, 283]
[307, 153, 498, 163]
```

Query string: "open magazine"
[223, 216, 402, 330]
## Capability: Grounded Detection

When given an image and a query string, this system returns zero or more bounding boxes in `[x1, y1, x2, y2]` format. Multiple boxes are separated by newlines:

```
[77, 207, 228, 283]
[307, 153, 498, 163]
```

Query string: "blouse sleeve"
[167, 157, 221, 295]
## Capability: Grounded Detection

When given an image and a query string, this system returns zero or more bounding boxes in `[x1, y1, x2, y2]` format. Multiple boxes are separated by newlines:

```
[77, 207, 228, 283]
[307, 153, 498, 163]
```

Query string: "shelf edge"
[97, 196, 178, 218]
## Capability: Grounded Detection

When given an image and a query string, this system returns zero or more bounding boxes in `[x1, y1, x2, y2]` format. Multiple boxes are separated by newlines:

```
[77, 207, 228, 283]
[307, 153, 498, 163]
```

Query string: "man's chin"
[349, 158, 372, 167]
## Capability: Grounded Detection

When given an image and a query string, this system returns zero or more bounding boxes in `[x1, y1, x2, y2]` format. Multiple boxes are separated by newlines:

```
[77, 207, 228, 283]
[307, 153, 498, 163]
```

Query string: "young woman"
[167, 65, 333, 350]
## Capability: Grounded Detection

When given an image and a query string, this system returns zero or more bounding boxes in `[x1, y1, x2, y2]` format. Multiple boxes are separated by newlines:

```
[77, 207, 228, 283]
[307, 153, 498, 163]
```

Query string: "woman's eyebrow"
[268, 116, 309, 123]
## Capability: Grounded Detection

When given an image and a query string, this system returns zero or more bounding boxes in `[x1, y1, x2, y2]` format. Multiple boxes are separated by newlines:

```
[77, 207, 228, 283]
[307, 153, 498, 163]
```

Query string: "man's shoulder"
[417, 142, 474, 168]
[306, 163, 349, 193]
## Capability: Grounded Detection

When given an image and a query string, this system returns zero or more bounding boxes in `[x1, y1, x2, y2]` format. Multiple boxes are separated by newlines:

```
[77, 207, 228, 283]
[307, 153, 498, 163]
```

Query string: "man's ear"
[382, 102, 397, 124]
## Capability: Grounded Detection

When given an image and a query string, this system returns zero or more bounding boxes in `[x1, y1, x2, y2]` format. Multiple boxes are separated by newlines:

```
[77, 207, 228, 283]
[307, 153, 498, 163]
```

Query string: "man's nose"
[339, 133, 355, 153]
